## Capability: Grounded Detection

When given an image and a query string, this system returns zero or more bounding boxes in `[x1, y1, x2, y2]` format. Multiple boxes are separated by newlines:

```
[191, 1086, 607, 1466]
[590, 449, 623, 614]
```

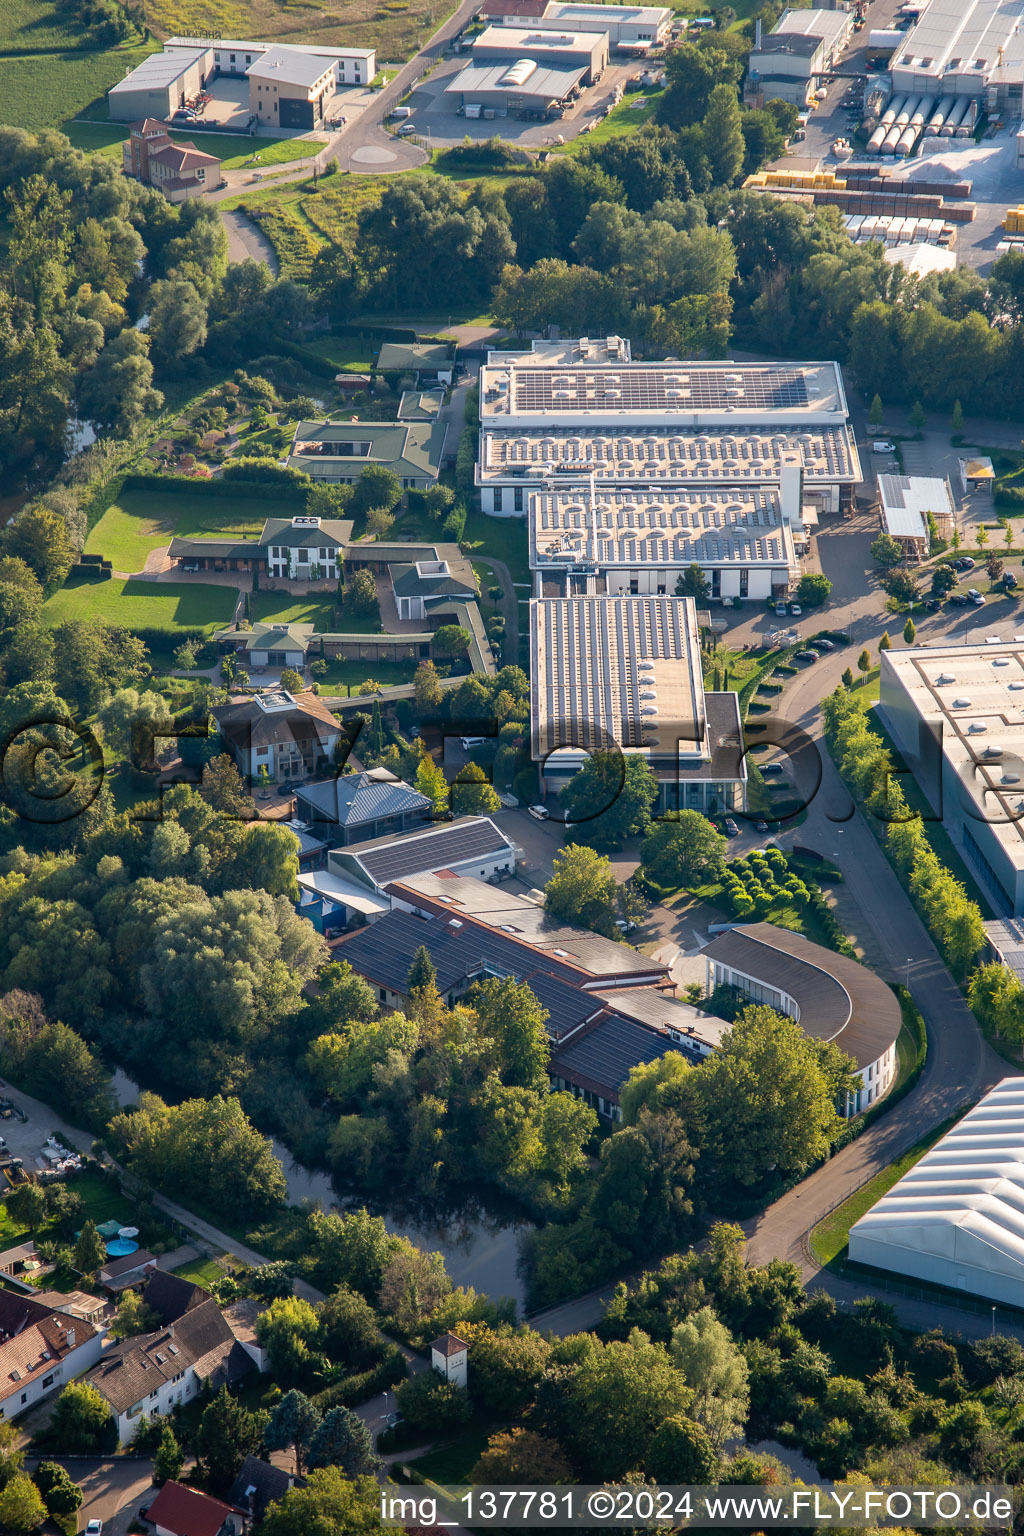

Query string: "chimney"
[778, 455, 803, 528]
[66, 1328, 76, 1348]
[754, 16, 762, 46]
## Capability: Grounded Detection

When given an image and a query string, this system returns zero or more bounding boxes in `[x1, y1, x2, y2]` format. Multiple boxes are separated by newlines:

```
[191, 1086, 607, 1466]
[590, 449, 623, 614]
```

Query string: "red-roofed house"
[145, 1480, 239, 1536]
[122, 119, 221, 202]
[0, 1291, 103, 1423]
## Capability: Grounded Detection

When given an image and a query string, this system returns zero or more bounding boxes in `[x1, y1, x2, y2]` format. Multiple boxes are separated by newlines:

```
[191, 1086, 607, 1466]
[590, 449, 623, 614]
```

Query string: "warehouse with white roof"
[880, 640, 1024, 914]
[849, 1078, 1024, 1304]
[878, 474, 953, 560]
[477, 338, 860, 518]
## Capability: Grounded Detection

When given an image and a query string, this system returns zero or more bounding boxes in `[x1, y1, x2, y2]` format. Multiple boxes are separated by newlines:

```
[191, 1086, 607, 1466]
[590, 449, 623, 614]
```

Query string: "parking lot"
[399, 55, 644, 147]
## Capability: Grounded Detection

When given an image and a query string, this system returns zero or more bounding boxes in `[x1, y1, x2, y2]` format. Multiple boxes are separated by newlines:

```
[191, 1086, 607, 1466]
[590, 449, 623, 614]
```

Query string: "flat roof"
[247, 45, 338, 87]
[772, 6, 849, 42]
[335, 816, 514, 887]
[880, 641, 1024, 872]
[167, 34, 376, 60]
[473, 21, 604, 50]
[297, 870, 390, 916]
[445, 59, 587, 96]
[480, 423, 859, 484]
[878, 474, 951, 540]
[109, 46, 208, 93]
[530, 485, 797, 572]
[703, 921, 902, 1070]
[480, 356, 850, 425]
[543, 0, 672, 21]
[890, 0, 1024, 85]
[531, 594, 706, 759]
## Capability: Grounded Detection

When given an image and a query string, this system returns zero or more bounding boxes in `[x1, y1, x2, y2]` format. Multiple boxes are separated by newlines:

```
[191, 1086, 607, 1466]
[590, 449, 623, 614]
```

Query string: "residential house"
[0, 1241, 42, 1279]
[121, 120, 220, 201]
[233, 622, 311, 671]
[221, 1299, 268, 1372]
[97, 1249, 158, 1294]
[213, 690, 342, 785]
[390, 559, 478, 621]
[87, 1295, 253, 1443]
[377, 341, 455, 384]
[292, 767, 431, 845]
[262, 516, 349, 582]
[145, 1480, 241, 1536]
[228, 1457, 296, 1524]
[287, 419, 448, 491]
[0, 1291, 104, 1422]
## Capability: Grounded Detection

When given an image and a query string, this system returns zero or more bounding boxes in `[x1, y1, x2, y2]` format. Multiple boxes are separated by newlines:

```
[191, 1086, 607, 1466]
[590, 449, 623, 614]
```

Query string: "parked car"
[1007, 572, 1019, 588]
[755, 820, 770, 833]
[528, 804, 550, 820]
[956, 556, 976, 570]
[86, 1523, 103, 1536]
[871, 440, 896, 454]
[396, 122, 416, 136]
[924, 598, 941, 611]
[724, 818, 740, 837]
[460, 736, 486, 749]
[774, 602, 787, 616]
[949, 592, 970, 605]
[969, 590, 986, 606]
[790, 603, 802, 616]
[761, 763, 785, 776]
[810, 637, 835, 651]
[796, 649, 819, 663]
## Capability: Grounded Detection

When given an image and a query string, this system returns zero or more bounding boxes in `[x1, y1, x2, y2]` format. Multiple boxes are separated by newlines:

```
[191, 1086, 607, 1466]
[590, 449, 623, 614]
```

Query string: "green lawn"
[66, 1166, 139, 1230]
[173, 1254, 232, 1288]
[85, 489, 268, 572]
[463, 508, 530, 588]
[318, 658, 416, 691]
[559, 87, 666, 154]
[809, 1112, 964, 1268]
[407, 1425, 494, 1486]
[252, 591, 335, 629]
[300, 336, 377, 373]
[43, 575, 235, 634]
[62, 118, 327, 169]
[3, 36, 156, 132]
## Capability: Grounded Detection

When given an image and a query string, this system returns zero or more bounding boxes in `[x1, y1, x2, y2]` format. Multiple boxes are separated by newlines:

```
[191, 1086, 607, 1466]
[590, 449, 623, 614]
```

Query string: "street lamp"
[992, 1305, 997, 1337]
[905, 957, 911, 992]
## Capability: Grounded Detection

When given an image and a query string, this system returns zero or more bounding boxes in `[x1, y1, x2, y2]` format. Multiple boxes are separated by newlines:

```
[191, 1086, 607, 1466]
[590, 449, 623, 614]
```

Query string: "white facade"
[849, 1078, 1024, 1304]
[0, 1324, 103, 1424]
[539, 0, 672, 47]
[879, 641, 1024, 915]
[888, 0, 1024, 110]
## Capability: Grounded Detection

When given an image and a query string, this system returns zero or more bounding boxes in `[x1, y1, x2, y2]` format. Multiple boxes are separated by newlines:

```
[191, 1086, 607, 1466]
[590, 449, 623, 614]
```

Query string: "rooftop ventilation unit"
[952, 697, 972, 707]
[967, 722, 988, 733]
[1004, 774, 1022, 785]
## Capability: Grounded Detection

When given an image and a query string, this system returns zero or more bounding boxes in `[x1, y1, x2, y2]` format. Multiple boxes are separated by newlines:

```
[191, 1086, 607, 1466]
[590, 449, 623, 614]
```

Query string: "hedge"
[120, 471, 308, 502]
[311, 1344, 407, 1412]
[994, 483, 1024, 510]
[268, 337, 338, 380]
[331, 322, 419, 343]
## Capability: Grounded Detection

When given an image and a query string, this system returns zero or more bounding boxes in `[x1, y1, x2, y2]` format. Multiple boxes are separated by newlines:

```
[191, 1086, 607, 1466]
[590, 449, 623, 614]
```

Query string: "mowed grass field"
[63, 119, 327, 169]
[85, 488, 270, 572]
[43, 574, 235, 633]
[4, 40, 156, 132]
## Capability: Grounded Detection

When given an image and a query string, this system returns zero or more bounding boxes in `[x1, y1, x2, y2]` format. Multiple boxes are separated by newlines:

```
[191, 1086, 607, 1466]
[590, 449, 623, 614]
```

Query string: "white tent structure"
[849, 1078, 1024, 1306]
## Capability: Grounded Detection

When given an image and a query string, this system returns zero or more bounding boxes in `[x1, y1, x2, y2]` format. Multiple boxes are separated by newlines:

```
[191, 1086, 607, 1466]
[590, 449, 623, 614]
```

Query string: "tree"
[379, 1245, 451, 1335]
[351, 465, 402, 519]
[473, 1429, 574, 1484]
[880, 567, 919, 606]
[318, 1285, 384, 1371]
[6, 1180, 46, 1233]
[647, 1414, 719, 1483]
[452, 762, 501, 816]
[878, 631, 892, 652]
[407, 944, 437, 994]
[98, 688, 167, 765]
[670, 1306, 749, 1450]
[396, 1369, 471, 1433]
[909, 399, 926, 429]
[842, 666, 854, 688]
[0, 1475, 46, 1534]
[433, 624, 472, 660]
[197, 1386, 268, 1491]
[415, 753, 449, 816]
[903, 618, 916, 645]
[343, 569, 380, 621]
[148, 278, 207, 370]
[546, 844, 618, 934]
[255, 1296, 322, 1384]
[693, 1005, 844, 1189]
[952, 398, 964, 430]
[367, 697, 384, 759]
[475, 977, 550, 1091]
[280, 667, 305, 694]
[306, 1406, 380, 1475]
[868, 393, 884, 428]
[987, 554, 1005, 583]
[413, 659, 442, 711]
[260, 1470, 381, 1536]
[267, 1389, 321, 1475]
[153, 1424, 184, 1485]
[249, 1261, 295, 1302]
[931, 563, 958, 599]
[642, 812, 727, 890]
[796, 573, 832, 608]
[110, 1287, 159, 1341]
[2, 503, 75, 589]
[560, 751, 659, 851]
[870, 533, 904, 568]
[74, 1218, 105, 1275]
[76, 327, 162, 436]
[977, 523, 990, 549]
[704, 84, 745, 186]
[659, 42, 739, 128]
[560, 1333, 692, 1480]
[424, 483, 456, 522]
[48, 1383, 114, 1453]
[32, 1460, 82, 1524]
[675, 563, 710, 600]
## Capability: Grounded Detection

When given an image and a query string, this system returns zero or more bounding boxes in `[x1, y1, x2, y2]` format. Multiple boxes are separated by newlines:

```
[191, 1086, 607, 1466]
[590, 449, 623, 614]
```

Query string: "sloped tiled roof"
[87, 1297, 249, 1415]
[144, 1481, 237, 1536]
[228, 1457, 295, 1521]
[295, 771, 430, 828]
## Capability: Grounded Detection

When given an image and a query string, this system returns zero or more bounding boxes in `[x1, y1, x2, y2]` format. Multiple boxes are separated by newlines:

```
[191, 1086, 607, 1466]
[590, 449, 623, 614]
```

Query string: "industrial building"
[747, 8, 854, 107]
[877, 473, 953, 558]
[530, 481, 804, 601]
[529, 593, 747, 814]
[477, 337, 860, 518]
[879, 640, 1024, 915]
[538, 0, 672, 49]
[109, 36, 376, 127]
[469, 22, 608, 79]
[849, 1078, 1024, 1304]
[888, 0, 1024, 114]
[702, 922, 902, 1114]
